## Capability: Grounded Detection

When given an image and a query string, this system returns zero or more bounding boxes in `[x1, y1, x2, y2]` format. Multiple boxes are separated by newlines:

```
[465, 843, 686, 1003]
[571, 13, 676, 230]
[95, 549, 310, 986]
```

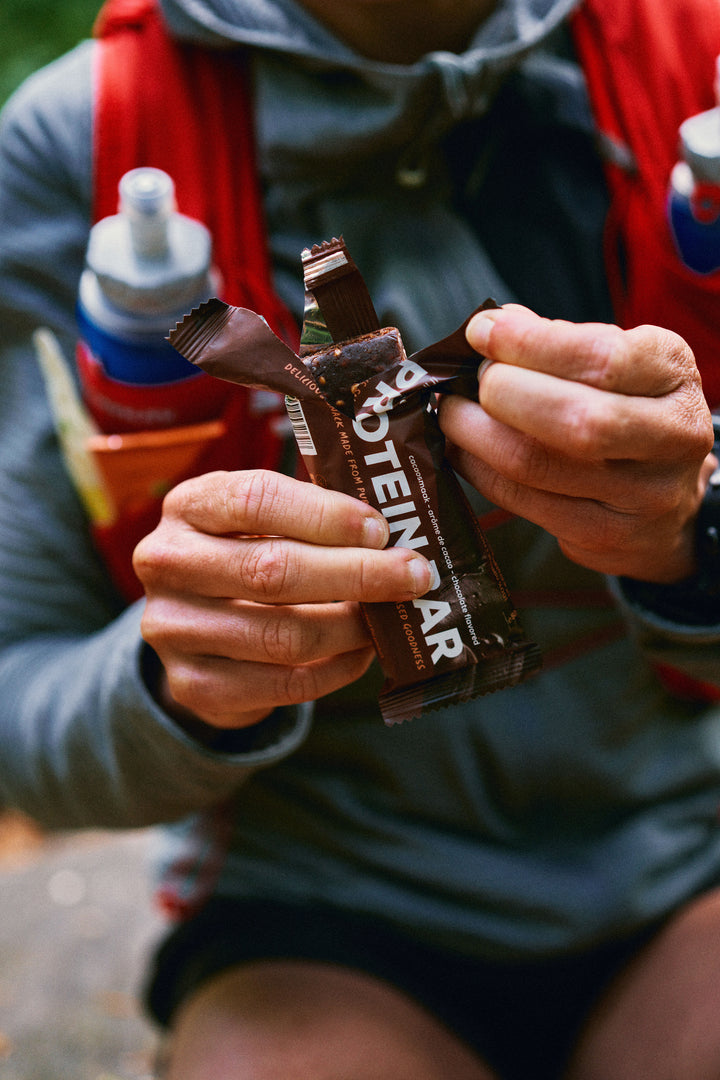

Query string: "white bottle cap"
[119, 167, 176, 259]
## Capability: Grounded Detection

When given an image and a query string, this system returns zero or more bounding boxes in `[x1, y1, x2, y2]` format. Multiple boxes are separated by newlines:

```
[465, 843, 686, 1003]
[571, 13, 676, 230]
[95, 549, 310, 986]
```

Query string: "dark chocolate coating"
[303, 328, 402, 408]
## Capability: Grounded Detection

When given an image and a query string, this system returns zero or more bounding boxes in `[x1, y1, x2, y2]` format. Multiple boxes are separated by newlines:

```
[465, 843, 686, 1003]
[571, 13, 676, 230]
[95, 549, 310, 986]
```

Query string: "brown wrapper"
[169, 240, 541, 723]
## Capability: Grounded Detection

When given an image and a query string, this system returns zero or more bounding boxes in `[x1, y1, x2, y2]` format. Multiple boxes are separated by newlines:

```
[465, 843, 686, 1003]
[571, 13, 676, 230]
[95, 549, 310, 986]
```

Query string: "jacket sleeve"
[609, 576, 720, 696]
[0, 44, 310, 830]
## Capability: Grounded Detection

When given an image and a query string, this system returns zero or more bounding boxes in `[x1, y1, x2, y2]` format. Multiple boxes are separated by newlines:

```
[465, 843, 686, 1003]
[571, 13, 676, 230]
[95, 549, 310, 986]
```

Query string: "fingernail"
[476, 357, 496, 393]
[408, 555, 432, 595]
[466, 308, 502, 354]
[362, 515, 389, 548]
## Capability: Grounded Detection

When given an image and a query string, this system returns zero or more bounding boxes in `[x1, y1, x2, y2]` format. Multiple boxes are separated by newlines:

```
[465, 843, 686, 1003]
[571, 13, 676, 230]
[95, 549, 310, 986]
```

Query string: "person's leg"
[164, 957, 497, 1080]
[565, 887, 720, 1080]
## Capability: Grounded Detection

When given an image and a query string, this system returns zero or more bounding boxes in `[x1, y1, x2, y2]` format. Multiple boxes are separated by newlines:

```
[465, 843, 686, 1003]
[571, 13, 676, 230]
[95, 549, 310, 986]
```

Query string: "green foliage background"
[0, 0, 102, 108]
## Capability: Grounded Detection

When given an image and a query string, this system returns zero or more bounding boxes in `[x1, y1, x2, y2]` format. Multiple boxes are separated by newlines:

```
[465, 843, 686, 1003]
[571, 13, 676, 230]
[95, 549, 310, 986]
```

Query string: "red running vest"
[571, 0, 720, 409]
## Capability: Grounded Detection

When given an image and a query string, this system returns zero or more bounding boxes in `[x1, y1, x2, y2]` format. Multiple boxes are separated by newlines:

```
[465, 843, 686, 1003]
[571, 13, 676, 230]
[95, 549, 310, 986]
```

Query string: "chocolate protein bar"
[169, 239, 541, 723]
[302, 329, 400, 411]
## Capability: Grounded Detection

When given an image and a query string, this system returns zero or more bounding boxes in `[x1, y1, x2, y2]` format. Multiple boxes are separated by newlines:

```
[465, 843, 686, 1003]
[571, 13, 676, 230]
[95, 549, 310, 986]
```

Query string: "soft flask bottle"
[668, 58, 720, 274]
[76, 166, 227, 431]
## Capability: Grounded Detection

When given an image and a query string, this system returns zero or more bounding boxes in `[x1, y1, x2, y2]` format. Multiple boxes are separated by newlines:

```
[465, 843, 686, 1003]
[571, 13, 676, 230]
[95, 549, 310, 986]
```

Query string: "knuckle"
[131, 535, 154, 582]
[260, 611, 317, 666]
[680, 399, 715, 459]
[236, 538, 292, 600]
[140, 599, 193, 656]
[132, 529, 176, 586]
[483, 466, 523, 511]
[282, 662, 326, 705]
[565, 399, 617, 458]
[167, 661, 211, 715]
[226, 469, 284, 531]
[157, 479, 188, 519]
[563, 502, 629, 560]
[584, 326, 627, 391]
[138, 603, 163, 646]
[658, 326, 697, 372]
[162, 471, 225, 517]
[506, 435, 553, 487]
[632, 324, 699, 387]
[353, 552, 379, 598]
[590, 505, 662, 559]
[510, 316, 543, 361]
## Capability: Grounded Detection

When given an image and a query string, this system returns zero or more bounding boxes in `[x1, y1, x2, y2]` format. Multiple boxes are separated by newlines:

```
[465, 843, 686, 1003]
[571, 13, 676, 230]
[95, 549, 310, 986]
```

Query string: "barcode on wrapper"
[285, 396, 317, 456]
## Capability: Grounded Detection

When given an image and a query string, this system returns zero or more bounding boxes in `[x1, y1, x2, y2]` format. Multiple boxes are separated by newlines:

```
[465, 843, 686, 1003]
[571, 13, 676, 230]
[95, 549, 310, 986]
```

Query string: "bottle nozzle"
[83, 166, 213, 319]
[119, 167, 176, 259]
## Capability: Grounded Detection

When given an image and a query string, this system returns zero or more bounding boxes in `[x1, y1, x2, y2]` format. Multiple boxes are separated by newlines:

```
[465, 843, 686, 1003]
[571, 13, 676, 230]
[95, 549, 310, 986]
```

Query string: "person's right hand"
[133, 469, 432, 731]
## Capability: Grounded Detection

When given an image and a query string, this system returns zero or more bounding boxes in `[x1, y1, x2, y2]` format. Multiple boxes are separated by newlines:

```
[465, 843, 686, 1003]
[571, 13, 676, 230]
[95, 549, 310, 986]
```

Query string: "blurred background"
[0, 5, 165, 1077]
[0, 0, 101, 108]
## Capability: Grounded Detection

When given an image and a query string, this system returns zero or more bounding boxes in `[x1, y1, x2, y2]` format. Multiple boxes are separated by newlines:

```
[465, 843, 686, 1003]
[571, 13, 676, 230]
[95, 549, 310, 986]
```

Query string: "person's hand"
[133, 469, 432, 731]
[439, 304, 716, 584]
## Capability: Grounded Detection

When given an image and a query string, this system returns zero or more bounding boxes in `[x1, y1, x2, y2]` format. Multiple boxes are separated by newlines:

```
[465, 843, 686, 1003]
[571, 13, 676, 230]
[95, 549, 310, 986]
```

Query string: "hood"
[158, 0, 587, 347]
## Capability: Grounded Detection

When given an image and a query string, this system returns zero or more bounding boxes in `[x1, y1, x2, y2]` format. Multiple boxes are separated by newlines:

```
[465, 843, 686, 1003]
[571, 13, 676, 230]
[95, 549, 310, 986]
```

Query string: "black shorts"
[145, 898, 660, 1080]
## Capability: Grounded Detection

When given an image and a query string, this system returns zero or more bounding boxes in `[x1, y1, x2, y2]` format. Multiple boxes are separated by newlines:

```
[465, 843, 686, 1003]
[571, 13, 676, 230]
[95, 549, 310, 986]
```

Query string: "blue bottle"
[668, 60, 720, 275]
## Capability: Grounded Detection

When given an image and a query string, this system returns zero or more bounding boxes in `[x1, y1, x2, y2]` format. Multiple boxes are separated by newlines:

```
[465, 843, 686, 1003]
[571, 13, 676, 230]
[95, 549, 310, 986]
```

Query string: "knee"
[564, 891, 720, 1080]
[163, 959, 492, 1080]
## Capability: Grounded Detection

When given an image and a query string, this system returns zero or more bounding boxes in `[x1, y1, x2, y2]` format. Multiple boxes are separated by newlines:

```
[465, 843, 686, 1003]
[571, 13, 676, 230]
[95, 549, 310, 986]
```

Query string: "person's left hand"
[438, 304, 717, 583]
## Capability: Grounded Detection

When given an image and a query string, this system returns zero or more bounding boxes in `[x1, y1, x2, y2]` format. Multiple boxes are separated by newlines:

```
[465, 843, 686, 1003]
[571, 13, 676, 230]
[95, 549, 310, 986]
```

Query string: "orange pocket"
[88, 419, 227, 601]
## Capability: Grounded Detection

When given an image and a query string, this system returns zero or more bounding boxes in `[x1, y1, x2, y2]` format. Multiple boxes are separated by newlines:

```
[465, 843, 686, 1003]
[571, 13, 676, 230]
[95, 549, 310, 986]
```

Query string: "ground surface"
[0, 813, 165, 1080]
